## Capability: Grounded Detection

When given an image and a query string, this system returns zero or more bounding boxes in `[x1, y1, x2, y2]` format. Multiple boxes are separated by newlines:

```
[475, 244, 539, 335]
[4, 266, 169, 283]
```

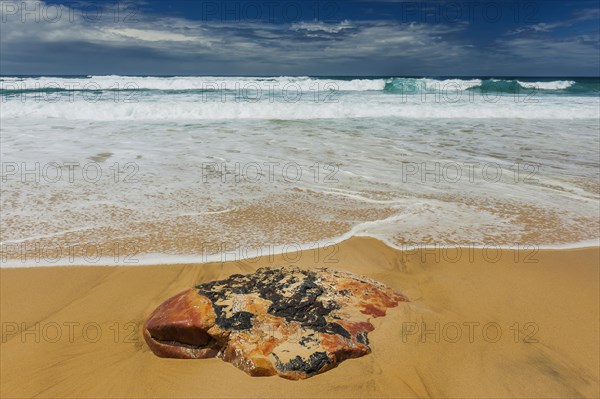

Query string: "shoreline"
[2, 234, 599, 268]
[2, 236, 598, 398]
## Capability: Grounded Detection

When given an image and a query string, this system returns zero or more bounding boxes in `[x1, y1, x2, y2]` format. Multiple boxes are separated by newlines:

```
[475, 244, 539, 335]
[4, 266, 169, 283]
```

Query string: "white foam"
[419, 78, 483, 89]
[2, 77, 598, 268]
[2, 232, 597, 268]
[517, 80, 575, 90]
[0, 77, 581, 94]
[1, 76, 387, 92]
[2, 95, 599, 120]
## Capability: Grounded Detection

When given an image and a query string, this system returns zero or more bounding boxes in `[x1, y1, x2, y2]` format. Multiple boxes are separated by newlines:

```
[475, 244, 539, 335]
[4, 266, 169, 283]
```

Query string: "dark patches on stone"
[327, 323, 351, 339]
[273, 351, 332, 377]
[356, 331, 369, 345]
[197, 268, 343, 336]
[299, 334, 318, 347]
[220, 311, 255, 331]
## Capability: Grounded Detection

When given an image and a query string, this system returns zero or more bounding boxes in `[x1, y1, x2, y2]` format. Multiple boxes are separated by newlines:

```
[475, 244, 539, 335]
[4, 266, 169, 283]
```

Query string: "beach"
[2, 237, 598, 398]
[2, 0, 600, 396]
[1, 75, 599, 397]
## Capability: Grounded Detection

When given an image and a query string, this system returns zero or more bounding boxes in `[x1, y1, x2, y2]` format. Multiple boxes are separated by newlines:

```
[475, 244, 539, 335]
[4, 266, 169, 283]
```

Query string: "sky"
[0, 0, 599, 76]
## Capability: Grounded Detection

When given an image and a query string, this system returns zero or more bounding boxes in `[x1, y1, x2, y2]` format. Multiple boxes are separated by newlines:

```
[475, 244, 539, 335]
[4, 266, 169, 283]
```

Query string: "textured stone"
[144, 267, 408, 379]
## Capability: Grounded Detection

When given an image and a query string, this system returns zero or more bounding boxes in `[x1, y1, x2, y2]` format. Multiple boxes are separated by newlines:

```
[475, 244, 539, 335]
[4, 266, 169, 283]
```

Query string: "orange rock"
[144, 267, 408, 379]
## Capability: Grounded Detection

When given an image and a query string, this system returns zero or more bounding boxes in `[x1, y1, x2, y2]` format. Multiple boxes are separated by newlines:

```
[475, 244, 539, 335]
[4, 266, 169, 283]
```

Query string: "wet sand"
[1, 237, 598, 398]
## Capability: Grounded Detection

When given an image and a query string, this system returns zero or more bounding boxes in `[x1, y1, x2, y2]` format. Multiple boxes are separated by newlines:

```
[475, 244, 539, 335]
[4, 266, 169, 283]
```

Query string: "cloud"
[291, 20, 354, 34]
[493, 7, 600, 75]
[0, 1, 598, 75]
[0, 1, 476, 75]
[494, 35, 600, 73]
[507, 8, 600, 35]
[105, 28, 203, 43]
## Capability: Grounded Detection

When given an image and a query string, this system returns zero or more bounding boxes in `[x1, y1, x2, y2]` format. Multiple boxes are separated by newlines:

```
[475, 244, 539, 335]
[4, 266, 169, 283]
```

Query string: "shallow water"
[1, 76, 599, 266]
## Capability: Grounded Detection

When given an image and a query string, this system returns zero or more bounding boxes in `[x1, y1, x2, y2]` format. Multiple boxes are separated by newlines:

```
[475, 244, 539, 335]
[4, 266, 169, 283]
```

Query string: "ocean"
[1, 75, 599, 266]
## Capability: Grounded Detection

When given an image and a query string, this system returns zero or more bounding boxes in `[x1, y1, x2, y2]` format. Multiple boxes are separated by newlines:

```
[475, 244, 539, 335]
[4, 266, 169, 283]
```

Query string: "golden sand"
[1, 237, 598, 398]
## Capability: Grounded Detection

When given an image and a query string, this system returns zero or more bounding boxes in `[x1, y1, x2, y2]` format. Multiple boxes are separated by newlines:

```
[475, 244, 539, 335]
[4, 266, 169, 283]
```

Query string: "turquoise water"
[2, 75, 599, 97]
